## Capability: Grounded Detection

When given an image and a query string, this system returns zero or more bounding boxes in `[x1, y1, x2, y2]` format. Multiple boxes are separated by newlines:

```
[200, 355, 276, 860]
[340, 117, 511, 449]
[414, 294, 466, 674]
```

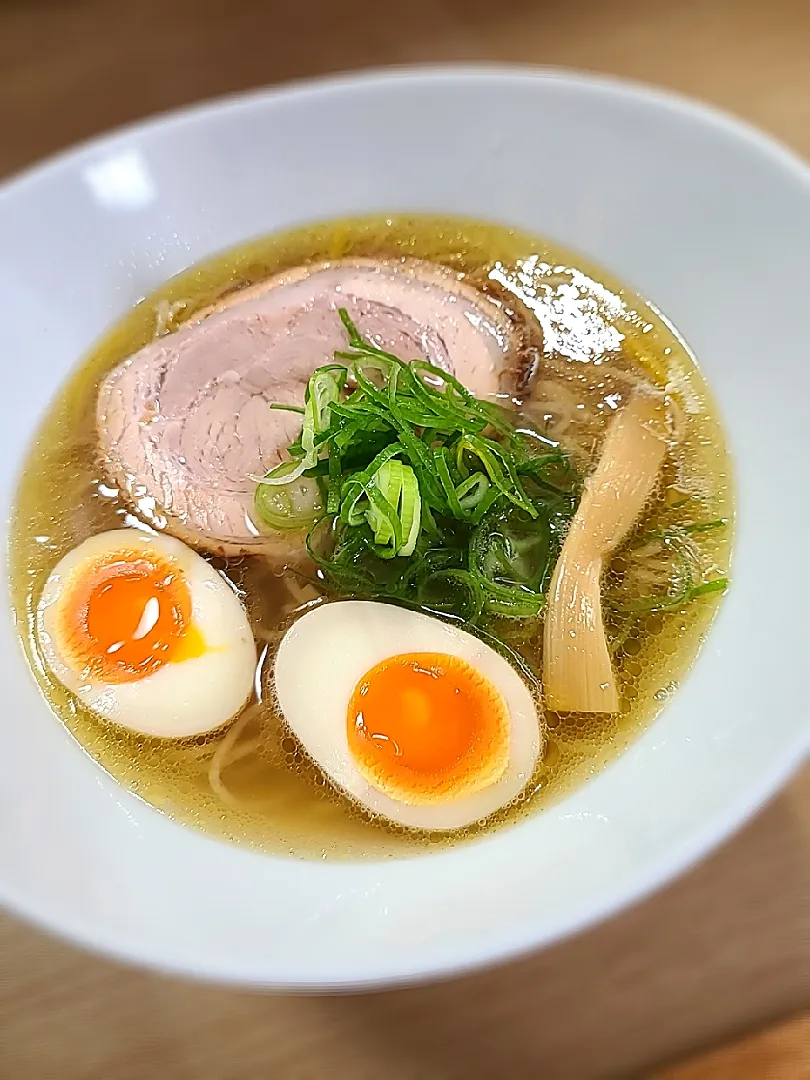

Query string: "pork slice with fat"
[97, 258, 518, 559]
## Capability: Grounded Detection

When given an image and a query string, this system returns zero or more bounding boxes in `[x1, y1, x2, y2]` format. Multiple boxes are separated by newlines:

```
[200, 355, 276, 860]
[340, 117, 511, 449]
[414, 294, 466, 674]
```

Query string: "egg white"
[36, 529, 256, 739]
[274, 600, 542, 830]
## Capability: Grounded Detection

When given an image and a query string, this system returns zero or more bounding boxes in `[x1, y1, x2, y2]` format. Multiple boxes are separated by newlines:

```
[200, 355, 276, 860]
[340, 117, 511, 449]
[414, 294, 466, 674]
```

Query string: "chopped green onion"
[456, 435, 538, 518]
[393, 461, 421, 556]
[255, 456, 311, 486]
[253, 308, 727, 638]
[689, 576, 728, 597]
[254, 475, 323, 530]
[682, 519, 728, 534]
[606, 521, 730, 615]
[417, 570, 485, 623]
[456, 473, 491, 512]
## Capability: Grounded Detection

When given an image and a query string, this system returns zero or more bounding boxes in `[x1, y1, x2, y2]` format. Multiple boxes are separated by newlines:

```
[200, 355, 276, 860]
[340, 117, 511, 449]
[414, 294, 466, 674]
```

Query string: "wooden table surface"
[1, 1, 808, 1077]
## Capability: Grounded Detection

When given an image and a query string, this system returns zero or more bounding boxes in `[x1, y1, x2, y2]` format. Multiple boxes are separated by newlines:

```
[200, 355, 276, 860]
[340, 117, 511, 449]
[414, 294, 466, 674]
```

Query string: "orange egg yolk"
[347, 652, 509, 805]
[57, 550, 205, 683]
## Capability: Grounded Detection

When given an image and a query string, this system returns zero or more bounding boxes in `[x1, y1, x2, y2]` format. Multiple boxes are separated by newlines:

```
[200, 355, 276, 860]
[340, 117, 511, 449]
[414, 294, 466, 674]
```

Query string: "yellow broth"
[8, 215, 733, 859]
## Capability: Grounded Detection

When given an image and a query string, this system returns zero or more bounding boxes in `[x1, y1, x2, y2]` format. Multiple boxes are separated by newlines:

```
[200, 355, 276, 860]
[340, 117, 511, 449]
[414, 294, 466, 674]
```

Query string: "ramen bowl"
[1, 67, 808, 989]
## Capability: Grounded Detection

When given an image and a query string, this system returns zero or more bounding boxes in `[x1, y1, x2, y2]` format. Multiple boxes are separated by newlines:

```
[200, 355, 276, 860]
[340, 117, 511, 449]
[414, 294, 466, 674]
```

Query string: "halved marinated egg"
[274, 600, 542, 830]
[36, 529, 255, 738]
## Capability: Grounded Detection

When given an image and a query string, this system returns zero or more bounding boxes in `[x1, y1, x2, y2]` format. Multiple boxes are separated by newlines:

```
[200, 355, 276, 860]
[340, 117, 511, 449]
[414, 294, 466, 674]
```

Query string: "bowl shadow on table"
[4, 776, 808, 1080]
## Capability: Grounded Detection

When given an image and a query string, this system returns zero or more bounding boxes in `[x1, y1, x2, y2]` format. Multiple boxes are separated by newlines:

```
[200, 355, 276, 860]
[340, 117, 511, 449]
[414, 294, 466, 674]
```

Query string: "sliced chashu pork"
[97, 258, 519, 559]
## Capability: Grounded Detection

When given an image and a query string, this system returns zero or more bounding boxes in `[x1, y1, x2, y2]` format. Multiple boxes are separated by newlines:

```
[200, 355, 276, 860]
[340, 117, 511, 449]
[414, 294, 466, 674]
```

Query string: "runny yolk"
[347, 652, 510, 805]
[57, 551, 205, 683]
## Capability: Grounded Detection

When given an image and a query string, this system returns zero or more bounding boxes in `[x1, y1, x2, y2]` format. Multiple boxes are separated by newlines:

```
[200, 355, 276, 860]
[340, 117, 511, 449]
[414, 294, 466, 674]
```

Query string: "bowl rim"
[1, 64, 808, 990]
[2, 63, 809, 201]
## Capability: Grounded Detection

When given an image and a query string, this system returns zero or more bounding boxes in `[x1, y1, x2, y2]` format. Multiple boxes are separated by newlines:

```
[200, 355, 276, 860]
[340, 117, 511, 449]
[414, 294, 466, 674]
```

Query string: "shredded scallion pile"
[255, 309, 579, 624]
[254, 310, 728, 639]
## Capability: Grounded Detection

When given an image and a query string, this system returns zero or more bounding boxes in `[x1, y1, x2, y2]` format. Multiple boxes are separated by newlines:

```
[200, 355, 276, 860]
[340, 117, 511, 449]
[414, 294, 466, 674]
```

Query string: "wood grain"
[1, 1, 809, 1078]
[656, 1014, 810, 1080]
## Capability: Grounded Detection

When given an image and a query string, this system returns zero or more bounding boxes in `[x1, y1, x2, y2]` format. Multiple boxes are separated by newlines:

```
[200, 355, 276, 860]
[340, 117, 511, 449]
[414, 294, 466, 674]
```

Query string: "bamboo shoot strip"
[543, 394, 668, 713]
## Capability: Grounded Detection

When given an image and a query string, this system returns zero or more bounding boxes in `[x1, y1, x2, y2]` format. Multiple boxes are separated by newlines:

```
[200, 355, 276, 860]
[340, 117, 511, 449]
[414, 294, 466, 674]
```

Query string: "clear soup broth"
[9, 215, 732, 859]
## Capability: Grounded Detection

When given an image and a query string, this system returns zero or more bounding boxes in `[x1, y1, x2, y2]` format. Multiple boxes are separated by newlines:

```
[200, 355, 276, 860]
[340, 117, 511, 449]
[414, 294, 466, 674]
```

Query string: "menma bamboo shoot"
[543, 394, 668, 713]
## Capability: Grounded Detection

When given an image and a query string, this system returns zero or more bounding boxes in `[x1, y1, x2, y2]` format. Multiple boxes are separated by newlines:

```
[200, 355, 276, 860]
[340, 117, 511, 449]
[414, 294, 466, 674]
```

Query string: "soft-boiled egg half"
[36, 529, 256, 738]
[274, 600, 542, 830]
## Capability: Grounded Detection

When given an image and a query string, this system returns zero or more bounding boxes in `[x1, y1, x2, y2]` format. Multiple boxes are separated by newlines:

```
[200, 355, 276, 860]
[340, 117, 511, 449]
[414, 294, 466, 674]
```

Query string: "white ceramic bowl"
[1, 67, 808, 990]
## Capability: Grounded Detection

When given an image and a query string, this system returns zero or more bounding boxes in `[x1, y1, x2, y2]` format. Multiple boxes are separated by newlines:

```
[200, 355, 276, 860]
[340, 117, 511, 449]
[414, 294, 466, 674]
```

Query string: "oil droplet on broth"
[8, 214, 732, 859]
